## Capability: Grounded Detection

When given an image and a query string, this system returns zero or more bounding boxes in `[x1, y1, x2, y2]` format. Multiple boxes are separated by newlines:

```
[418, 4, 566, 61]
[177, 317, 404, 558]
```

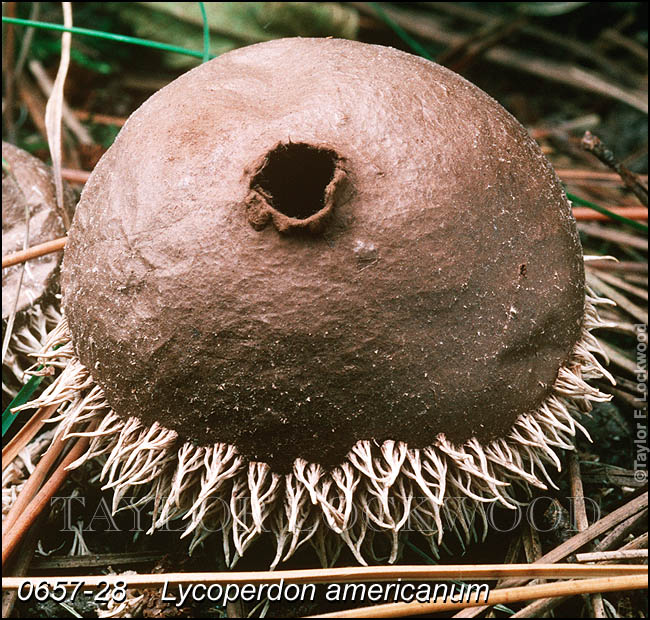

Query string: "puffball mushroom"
[2, 142, 73, 402]
[24, 38, 614, 566]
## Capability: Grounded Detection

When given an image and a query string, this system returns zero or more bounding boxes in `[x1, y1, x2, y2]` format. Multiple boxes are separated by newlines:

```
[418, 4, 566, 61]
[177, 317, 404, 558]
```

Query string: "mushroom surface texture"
[2, 142, 73, 402]
[23, 38, 615, 566]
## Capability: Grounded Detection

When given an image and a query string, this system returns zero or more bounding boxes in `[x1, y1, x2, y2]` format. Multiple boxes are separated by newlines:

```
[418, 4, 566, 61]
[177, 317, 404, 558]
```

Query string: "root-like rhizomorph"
[14, 290, 614, 567]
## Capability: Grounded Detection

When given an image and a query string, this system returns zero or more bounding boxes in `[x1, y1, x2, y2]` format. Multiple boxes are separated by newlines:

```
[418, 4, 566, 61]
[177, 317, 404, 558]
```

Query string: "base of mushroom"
[9, 288, 615, 568]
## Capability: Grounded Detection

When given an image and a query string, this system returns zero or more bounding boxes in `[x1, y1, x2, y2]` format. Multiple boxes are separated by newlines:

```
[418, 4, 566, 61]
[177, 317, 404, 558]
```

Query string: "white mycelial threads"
[10, 284, 615, 568]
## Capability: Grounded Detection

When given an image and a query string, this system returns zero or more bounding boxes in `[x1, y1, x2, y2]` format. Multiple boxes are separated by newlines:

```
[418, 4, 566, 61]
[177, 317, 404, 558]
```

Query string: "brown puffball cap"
[2, 142, 73, 319]
[62, 38, 585, 473]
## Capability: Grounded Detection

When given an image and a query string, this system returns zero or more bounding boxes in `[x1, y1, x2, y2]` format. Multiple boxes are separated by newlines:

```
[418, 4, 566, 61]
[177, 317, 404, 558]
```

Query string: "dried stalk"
[29, 59, 93, 146]
[353, 2, 648, 112]
[2, 428, 67, 532]
[600, 342, 640, 376]
[452, 492, 648, 618]
[1, 237, 67, 269]
[620, 532, 648, 551]
[43, 1, 73, 231]
[573, 207, 648, 221]
[31, 551, 167, 571]
[568, 452, 606, 617]
[2, 430, 93, 567]
[596, 509, 649, 553]
[557, 169, 649, 183]
[586, 260, 647, 274]
[589, 269, 648, 301]
[61, 167, 91, 184]
[73, 109, 127, 127]
[1, 512, 47, 618]
[582, 132, 648, 206]
[1, 564, 646, 590]
[587, 272, 648, 324]
[511, 596, 567, 618]
[308, 575, 648, 618]
[579, 222, 648, 252]
[2, 404, 59, 467]
[577, 550, 648, 562]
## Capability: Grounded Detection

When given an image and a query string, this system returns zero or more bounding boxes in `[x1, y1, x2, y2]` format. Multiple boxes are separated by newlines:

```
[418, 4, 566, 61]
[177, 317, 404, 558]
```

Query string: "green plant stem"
[198, 2, 210, 63]
[2, 374, 44, 437]
[567, 192, 648, 233]
[369, 2, 434, 61]
[2, 16, 212, 60]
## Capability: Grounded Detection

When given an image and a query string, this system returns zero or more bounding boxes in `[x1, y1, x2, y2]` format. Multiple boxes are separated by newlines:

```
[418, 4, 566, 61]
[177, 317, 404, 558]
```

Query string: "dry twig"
[43, 1, 73, 230]
[577, 550, 648, 563]
[307, 575, 648, 618]
[582, 131, 649, 206]
[2, 404, 59, 467]
[2, 430, 94, 567]
[2, 564, 645, 590]
[569, 452, 606, 617]
[1, 513, 47, 618]
[2, 428, 68, 532]
[1, 237, 67, 269]
[61, 167, 91, 184]
[573, 207, 648, 221]
[453, 492, 648, 617]
[351, 3, 649, 112]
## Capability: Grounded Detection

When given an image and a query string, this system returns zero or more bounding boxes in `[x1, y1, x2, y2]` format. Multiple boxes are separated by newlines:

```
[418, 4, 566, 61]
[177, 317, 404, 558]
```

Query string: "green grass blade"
[567, 192, 648, 233]
[406, 539, 437, 565]
[198, 2, 210, 64]
[2, 372, 44, 437]
[2, 16, 211, 60]
[369, 2, 434, 61]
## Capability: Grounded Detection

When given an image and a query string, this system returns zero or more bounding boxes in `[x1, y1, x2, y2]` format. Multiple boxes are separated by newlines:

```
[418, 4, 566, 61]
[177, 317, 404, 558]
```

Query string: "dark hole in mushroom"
[253, 143, 337, 220]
